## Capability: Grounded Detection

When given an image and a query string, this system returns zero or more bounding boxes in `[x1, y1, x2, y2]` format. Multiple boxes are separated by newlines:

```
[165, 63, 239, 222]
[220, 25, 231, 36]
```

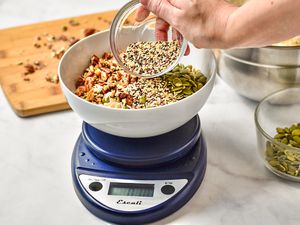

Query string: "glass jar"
[109, 0, 187, 78]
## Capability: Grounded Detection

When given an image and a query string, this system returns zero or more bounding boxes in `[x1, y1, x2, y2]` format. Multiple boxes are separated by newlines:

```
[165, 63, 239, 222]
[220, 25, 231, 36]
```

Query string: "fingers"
[141, 0, 184, 9]
[138, 1, 190, 54]
[168, 0, 186, 9]
[136, 0, 183, 23]
[172, 27, 179, 40]
[140, 0, 181, 27]
[184, 45, 190, 56]
[155, 18, 169, 41]
[135, 5, 150, 22]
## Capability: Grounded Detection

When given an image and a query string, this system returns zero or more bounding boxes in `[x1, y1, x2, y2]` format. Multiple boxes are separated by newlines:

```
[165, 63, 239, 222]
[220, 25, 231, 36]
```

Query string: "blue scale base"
[72, 115, 207, 225]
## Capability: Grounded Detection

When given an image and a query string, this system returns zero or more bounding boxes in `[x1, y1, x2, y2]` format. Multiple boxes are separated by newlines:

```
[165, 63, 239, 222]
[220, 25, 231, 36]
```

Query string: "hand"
[136, 3, 190, 54]
[137, 0, 238, 49]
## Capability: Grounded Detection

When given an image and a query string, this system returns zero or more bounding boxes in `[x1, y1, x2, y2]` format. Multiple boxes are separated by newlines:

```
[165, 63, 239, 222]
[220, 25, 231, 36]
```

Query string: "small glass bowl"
[255, 87, 300, 182]
[109, 0, 187, 78]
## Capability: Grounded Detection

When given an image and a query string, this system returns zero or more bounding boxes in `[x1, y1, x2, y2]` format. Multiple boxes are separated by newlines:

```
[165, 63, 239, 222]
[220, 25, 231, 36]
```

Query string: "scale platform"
[72, 115, 207, 225]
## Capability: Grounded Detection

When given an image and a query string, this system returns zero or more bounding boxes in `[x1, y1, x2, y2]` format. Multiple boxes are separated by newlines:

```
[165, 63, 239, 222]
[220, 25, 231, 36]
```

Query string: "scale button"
[161, 185, 175, 195]
[89, 182, 103, 192]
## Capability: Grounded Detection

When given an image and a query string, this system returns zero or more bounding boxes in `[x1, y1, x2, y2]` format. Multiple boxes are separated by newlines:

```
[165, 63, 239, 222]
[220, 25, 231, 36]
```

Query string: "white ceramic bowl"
[58, 29, 216, 137]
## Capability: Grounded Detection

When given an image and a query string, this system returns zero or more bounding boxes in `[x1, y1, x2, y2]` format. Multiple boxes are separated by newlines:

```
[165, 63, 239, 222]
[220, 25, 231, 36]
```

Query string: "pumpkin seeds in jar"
[266, 123, 300, 177]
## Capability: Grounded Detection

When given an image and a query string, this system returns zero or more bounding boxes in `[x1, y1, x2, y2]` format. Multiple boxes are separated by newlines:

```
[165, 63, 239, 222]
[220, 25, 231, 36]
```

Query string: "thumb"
[140, 0, 180, 27]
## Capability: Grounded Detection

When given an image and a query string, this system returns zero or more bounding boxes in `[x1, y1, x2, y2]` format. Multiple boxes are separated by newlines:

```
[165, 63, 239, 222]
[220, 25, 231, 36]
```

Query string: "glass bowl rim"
[109, 0, 187, 78]
[254, 86, 300, 152]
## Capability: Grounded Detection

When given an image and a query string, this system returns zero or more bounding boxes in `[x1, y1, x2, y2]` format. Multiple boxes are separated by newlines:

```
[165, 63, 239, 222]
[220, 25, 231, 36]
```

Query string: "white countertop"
[0, 0, 299, 224]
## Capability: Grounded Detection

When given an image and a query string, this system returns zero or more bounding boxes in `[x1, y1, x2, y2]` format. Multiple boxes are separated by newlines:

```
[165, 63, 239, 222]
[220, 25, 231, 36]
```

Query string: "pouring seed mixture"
[75, 52, 207, 109]
[121, 40, 180, 76]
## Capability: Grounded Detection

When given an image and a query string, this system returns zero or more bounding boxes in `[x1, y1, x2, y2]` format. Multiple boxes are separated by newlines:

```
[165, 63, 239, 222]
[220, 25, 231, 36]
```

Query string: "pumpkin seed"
[172, 86, 183, 92]
[274, 133, 286, 139]
[183, 88, 193, 95]
[269, 160, 279, 167]
[175, 90, 183, 94]
[139, 96, 146, 104]
[293, 136, 300, 144]
[281, 137, 288, 144]
[192, 86, 199, 93]
[172, 78, 182, 87]
[290, 140, 300, 147]
[189, 79, 197, 87]
[292, 129, 300, 136]
[278, 164, 287, 172]
[199, 76, 207, 83]
[198, 83, 204, 89]
[276, 127, 285, 134]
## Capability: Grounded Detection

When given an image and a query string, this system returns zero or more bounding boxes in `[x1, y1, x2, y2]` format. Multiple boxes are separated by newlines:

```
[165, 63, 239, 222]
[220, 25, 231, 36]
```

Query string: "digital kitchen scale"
[72, 115, 207, 225]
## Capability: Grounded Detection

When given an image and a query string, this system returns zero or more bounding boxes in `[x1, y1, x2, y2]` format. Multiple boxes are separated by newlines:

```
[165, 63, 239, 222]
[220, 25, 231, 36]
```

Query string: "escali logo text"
[116, 200, 142, 205]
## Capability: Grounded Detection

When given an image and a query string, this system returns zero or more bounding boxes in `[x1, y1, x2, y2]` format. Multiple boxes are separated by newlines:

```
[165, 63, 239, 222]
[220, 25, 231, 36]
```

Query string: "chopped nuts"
[33, 60, 45, 70]
[69, 19, 80, 26]
[51, 48, 65, 59]
[23, 61, 46, 76]
[46, 74, 59, 84]
[61, 25, 68, 31]
[24, 64, 35, 75]
[34, 61, 41, 66]
[83, 28, 96, 37]
[24, 17, 121, 85]
[47, 35, 56, 42]
[34, 43, 41, 48]
[58, 35, 68, 41]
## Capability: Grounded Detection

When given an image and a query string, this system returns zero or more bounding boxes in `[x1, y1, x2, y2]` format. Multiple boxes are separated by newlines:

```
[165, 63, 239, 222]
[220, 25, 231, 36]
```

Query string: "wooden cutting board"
[0, 10, 117, 117]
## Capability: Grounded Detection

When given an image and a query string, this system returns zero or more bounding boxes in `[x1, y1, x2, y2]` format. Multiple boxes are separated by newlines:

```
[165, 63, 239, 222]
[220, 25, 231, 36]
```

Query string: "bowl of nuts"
[58, 29, 216, 138]
[255, 87, 300, 181]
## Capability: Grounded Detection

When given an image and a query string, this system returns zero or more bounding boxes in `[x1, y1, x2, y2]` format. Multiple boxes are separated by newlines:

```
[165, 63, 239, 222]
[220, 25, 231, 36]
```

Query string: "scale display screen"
[108, 182, 154, 197]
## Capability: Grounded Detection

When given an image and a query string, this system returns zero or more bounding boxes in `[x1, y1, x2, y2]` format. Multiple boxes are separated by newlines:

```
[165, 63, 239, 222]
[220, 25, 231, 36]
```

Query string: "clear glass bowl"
[109, 0, 187, 78]
[255, 87, 300, 182]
